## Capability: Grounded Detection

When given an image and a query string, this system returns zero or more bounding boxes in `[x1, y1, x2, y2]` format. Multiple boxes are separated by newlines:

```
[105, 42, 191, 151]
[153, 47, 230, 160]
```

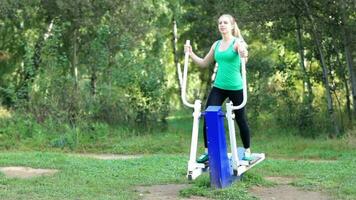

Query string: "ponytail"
[233, 22, 247, 47]
[233, 22, 241, 38]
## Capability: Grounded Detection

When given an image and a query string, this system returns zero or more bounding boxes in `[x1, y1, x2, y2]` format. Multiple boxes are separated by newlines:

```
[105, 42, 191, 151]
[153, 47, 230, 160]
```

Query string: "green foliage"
[1, 0, 355, 143]
[0, 110, 190, 153]
[180, 173, 267, 200]
[0, 1, 173, 130]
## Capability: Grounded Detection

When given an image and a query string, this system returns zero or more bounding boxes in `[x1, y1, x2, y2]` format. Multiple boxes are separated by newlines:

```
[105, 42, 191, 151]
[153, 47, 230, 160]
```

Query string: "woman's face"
[218, 16, 233, 34]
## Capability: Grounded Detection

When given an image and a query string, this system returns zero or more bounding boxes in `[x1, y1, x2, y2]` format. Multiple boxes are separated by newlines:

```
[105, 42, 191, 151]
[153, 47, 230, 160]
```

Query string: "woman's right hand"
[184, 44, 192, 55]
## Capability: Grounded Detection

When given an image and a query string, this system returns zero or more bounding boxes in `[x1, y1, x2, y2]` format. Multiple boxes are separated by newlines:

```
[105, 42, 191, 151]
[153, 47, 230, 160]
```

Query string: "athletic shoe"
[242, 150, 254, 161]
[197, 152, 209, 163]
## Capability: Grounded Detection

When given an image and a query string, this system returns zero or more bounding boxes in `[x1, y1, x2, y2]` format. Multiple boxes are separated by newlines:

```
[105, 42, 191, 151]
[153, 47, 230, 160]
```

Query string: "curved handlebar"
[232, 58, 247, 110]
[178, 40, 195, 108]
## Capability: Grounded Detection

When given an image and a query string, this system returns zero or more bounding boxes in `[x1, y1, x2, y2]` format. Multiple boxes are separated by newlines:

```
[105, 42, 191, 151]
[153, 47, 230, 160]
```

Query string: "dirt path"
[136, 184, 210, 200]
[249, 176, 331, 200]
[135, 176, 331, 200]
[0, 153, 140, 179]
[0, 166, 58, 179]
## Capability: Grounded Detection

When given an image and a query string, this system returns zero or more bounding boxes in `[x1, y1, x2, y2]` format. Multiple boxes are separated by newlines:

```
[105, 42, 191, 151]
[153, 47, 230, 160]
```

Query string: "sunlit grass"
[0, 152, 188, 200]
[0, 110, 355, 199]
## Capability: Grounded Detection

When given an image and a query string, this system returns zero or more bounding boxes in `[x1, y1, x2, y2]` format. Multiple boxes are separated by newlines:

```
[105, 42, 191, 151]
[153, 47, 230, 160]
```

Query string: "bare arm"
[185, 42, 217, 68]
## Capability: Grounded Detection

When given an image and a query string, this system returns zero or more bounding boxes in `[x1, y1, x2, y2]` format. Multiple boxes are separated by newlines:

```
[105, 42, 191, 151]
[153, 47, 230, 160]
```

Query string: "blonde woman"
[184, 14, 251, 162]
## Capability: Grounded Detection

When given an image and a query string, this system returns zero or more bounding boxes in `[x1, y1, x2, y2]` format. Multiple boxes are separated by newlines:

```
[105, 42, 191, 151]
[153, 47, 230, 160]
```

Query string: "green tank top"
[213, 38, 242, 90]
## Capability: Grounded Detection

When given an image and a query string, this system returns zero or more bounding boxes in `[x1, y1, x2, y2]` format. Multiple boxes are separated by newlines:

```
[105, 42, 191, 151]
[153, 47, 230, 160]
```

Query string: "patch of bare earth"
[249, 176, 331, 200]
[135, 184, 210, 200]
[72, 153, 142, 160]
[0, 167, 58, 179]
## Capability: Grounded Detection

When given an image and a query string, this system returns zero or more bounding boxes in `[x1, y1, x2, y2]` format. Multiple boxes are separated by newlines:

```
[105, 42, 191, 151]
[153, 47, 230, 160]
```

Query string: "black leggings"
[203, 87, 250, 149]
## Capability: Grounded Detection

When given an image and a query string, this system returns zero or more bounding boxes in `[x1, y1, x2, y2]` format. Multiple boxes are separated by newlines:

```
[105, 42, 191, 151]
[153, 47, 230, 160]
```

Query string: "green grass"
[179, 172, 272, 200]
[0, 111, 356, 199]
[0, 152, 188, 200]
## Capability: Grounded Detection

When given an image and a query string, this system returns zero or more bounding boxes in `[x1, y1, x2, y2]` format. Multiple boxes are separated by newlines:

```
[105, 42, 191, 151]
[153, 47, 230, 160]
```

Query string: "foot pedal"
[249, 154, 263, 165]
[239, 160, 250, 166]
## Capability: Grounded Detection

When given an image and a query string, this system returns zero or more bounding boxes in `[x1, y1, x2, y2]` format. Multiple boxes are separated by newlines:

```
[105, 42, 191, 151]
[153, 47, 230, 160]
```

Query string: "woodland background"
[0, 0, 355, 149]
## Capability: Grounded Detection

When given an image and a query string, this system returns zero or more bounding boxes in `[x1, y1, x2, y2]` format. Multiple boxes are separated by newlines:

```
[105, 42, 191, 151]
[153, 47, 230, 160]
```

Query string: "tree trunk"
[295, 14, 313, 107]
[334, 46, 352, 121]
[331, 89, 344, 132]
[302, 0, 340, 136]
[108, 54, 114, 99]
[73, 29, 78, 89]
[327, 54, 345, 132]
[69, 29, 79, 127]
[90, 70, 97, 97]
[17, 20, 54, 102]
[340, 0, 356, 115]
[172, 19, 181, 88]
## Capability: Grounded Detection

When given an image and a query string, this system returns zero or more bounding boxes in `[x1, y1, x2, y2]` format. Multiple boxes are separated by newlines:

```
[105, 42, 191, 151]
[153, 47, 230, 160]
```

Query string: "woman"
[184, 14, 252, 162]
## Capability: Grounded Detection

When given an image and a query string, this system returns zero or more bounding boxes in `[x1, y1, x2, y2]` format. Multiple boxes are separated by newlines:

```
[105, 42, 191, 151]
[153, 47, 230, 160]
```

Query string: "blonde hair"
[219, 14, 242, 38]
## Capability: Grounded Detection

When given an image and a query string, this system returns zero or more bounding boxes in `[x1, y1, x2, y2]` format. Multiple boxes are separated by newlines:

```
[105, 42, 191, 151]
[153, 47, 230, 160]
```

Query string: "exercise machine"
[177, 40, 265, 188]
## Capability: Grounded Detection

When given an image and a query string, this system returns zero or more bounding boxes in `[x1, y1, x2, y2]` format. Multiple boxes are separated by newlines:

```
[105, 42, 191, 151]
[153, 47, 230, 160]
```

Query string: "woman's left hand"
[239, 48, 248, 58]
[235, 39, 248, 58]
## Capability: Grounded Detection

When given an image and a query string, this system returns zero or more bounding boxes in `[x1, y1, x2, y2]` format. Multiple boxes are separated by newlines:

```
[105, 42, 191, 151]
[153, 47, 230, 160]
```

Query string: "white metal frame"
[226, 58, 265, 176]
[178, 40, 206, 180]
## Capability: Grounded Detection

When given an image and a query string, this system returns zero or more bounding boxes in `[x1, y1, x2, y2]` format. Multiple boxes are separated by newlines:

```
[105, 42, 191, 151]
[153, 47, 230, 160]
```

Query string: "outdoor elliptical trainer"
[177, 40, 265, 188]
